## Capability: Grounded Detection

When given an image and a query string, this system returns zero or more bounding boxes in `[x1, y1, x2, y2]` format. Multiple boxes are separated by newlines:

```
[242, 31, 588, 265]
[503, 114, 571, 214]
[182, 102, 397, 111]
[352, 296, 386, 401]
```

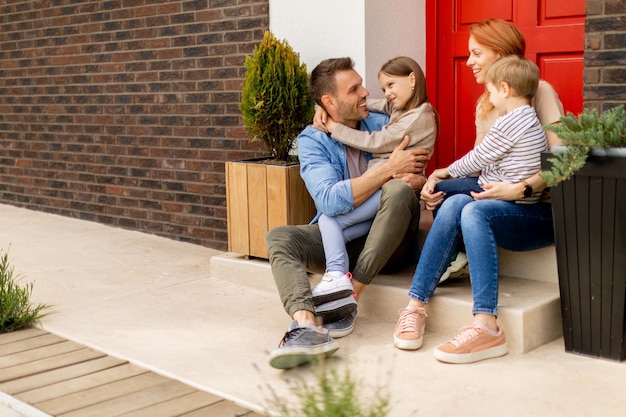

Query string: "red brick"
[0, 0, 271, 249]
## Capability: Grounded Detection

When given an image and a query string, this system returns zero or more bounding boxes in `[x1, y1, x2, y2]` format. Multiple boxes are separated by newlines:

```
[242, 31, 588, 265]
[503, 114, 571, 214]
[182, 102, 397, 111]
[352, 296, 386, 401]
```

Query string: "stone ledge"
[210, 253, 562, 354]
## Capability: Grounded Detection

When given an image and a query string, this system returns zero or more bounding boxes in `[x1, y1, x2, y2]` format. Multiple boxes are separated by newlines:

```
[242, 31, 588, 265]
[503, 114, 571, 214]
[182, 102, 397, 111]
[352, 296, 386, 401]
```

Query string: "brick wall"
[0, 0, 269, 250]
[584, 0, 626, 111]
[1, 1, 625, 252]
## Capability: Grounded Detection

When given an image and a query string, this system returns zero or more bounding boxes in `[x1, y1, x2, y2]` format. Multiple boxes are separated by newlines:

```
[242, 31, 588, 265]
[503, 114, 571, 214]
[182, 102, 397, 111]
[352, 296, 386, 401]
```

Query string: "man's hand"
[387, 136, 429, 175]
[393, 173, 427, 193]
[352, 136, 429, 206]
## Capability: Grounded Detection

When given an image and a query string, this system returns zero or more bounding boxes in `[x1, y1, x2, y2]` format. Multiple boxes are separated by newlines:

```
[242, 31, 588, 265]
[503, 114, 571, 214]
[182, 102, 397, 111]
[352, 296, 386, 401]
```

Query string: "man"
[266, 58, 429, 369]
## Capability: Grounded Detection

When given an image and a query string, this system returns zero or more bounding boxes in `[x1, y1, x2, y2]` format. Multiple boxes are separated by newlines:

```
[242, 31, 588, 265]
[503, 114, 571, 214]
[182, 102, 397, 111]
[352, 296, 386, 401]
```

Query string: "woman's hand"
[313, 106, 329, 132]
[471, 181, 525, 201]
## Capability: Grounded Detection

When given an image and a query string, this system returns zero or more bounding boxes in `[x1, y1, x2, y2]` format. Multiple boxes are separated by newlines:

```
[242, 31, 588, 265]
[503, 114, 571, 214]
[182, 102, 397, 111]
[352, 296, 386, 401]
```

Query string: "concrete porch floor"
[1, 203, 625, 417]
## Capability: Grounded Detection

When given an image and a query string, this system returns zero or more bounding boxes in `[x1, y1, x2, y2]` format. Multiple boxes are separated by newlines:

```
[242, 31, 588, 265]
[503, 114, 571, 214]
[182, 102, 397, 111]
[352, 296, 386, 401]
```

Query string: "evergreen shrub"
[240, 31, 315, 163]
[541, 105, 626, 186]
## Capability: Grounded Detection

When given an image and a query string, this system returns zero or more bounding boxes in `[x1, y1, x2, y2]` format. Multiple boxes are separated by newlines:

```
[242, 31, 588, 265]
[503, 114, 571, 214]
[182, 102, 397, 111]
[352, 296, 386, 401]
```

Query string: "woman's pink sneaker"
[393, 307, 427, 350]
[434, 320, 508, 364]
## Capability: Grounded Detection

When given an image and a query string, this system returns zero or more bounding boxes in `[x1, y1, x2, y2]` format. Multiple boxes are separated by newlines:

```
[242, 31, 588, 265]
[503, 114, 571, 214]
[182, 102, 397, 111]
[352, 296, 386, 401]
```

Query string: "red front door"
[426, 0, 586, 171]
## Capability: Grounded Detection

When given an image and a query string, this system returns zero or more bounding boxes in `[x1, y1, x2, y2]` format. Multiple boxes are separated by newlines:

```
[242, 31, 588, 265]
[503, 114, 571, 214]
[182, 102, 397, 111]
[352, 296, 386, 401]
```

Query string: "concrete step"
[210, 252, 562, 354]
[499, 246, 558, 283]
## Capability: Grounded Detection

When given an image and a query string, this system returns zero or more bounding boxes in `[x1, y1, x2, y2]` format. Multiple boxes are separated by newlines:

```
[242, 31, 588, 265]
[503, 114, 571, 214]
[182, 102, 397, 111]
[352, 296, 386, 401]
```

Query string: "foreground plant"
[267, 362, 391, 417]
[0, 248, 52, 333]
[541, 105, 626, 186]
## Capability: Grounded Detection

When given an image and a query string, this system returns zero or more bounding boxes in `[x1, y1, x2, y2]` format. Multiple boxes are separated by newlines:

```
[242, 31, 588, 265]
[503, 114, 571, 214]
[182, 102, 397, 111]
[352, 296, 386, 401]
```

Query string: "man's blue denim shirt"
[297, 112, 389, 223]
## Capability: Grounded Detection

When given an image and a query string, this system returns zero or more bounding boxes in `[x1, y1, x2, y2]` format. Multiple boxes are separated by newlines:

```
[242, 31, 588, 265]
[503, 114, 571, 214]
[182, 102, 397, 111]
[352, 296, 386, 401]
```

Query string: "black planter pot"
[543, 148, 626, 361]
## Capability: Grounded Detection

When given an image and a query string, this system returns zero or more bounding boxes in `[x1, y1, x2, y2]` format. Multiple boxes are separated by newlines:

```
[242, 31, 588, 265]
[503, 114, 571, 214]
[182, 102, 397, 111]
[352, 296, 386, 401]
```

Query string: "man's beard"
[336, 101, 368, 125]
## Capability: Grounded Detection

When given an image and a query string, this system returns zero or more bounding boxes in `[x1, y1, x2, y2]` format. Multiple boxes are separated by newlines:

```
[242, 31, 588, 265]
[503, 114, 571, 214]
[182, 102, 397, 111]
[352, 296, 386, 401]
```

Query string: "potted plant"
[540, 104, 626, 361]
[226, 31, 316, 259]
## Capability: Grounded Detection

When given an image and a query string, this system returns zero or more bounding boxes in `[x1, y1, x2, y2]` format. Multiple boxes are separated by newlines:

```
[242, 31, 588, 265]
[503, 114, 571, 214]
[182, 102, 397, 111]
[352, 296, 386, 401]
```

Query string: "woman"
[393, 18, 564, 364]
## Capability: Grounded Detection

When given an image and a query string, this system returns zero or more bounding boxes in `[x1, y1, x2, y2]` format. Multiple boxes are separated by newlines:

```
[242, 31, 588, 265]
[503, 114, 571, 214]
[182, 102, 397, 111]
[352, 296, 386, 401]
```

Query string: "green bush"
[240, 31, 315, 162]
[0, 248, 52, 333]
[541, 105, 626, 186]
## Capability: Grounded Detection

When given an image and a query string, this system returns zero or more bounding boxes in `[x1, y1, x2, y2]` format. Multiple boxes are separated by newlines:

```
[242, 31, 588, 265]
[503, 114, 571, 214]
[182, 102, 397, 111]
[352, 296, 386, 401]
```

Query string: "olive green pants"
[266, 179, 421, 318]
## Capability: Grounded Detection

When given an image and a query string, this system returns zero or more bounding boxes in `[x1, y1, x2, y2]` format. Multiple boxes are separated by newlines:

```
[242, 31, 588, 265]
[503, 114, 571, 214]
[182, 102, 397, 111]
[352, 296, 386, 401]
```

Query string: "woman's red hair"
[469, 19, 526, 118]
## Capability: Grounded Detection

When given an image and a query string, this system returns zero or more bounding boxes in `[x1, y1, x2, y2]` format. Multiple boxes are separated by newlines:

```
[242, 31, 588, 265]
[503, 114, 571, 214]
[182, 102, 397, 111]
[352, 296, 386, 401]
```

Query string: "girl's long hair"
[379, 56, 429, 116]
[379, 56, 440, 142]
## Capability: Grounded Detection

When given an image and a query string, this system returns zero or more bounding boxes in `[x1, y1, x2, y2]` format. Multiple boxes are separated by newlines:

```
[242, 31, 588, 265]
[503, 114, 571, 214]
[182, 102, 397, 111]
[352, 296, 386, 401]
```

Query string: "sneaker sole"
[326, 320, 355, 338]
[328, 325, 354, 338]
[393, 334, 423, 350]
[324, 310, 357, 338]
[433, 342, 508, 364]
[312, 287, 354, 306]
[315, 302, 357, 324]
[268, 341, 340, 370]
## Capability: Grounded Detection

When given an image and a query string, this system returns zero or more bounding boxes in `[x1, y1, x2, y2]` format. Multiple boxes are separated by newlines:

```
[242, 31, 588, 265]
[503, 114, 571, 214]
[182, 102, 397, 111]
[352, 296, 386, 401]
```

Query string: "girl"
[311, 56, 438, 314]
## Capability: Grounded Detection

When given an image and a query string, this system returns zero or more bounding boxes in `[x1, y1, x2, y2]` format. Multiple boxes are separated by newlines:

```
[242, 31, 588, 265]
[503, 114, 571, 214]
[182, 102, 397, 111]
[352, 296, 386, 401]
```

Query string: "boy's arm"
[448, 118, 516, 178]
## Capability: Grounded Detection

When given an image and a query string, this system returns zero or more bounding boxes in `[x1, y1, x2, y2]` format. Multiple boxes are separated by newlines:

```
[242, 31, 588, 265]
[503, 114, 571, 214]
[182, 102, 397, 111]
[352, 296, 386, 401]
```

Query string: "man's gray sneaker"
[314, 295, 357, 324]
[324, 309, 357, 338]
[268, 321, 339, 370]
[312, 271, 354, 305]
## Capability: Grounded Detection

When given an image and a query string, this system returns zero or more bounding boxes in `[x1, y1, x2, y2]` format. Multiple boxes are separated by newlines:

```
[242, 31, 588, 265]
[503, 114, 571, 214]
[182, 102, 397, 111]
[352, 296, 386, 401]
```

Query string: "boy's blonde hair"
[485, 55, 539, 99]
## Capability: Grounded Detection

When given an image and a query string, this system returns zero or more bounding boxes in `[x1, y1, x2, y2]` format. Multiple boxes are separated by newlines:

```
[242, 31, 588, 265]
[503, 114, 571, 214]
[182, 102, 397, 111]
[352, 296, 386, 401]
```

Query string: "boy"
[431, 55, 548, 204]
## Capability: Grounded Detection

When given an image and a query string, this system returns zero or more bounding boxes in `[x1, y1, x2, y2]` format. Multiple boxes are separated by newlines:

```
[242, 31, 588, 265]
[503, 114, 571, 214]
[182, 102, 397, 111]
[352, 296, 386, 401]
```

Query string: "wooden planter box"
[543, 148, 626, 361]
[226, 159, 316, 259]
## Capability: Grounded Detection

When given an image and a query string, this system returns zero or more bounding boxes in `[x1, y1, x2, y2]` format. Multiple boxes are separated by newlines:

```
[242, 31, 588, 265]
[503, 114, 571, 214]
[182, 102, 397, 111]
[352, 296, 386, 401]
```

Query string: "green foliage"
[0, 248, 52, 333]
[240, 31, 315, 162]
[541, 105, 626, 186]
[269, 365, 390, 417]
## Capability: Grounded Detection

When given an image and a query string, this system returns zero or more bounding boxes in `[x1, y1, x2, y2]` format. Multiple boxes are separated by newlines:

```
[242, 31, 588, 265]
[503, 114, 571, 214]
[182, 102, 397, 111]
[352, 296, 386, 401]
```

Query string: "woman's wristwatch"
[522, 181, 533, 198]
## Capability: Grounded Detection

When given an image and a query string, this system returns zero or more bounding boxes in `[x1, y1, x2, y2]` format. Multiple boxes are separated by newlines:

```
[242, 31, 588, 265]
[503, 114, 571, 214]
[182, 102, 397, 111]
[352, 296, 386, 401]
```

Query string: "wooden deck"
[0, 328, 264, 417]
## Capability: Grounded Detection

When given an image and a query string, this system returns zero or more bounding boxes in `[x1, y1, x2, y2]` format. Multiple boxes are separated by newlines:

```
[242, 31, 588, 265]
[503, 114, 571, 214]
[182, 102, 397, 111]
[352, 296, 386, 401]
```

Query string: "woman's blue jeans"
[408, 194, 555, 316]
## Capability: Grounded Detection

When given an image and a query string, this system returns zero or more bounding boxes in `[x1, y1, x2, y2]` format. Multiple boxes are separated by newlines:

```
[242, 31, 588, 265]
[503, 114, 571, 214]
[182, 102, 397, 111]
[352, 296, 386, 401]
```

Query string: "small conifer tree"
[240, 31, 315, 162]
[541, 105, 626, 186]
